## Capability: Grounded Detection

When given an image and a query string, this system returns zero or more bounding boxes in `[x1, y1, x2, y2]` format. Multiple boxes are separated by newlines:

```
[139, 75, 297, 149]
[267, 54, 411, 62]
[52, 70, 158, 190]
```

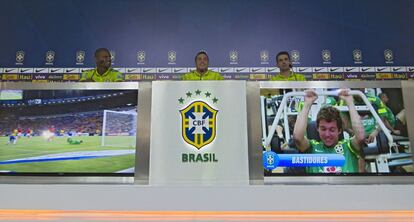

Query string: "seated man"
[80, 48, 123, 82]
[293, 89, 365, 173]
[270, 51, 306, 81]
[181, 51, 224, 80]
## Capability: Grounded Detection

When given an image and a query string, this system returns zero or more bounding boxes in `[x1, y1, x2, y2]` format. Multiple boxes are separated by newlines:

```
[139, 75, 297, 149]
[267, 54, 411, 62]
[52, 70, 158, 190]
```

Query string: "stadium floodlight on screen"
[101, 110, 137, 148]
[0, 88, 138, 176]
[260, 83, 413, 176]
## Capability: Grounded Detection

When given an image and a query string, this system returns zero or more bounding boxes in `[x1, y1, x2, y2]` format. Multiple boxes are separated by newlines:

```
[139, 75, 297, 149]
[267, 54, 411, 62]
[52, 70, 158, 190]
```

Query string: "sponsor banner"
[173, 67, 188, 73]
[328, 67, 344, 73]
[219, 67, 234, 73]
[142, 68, 157, 74]
[344, 67, 360, 73]
[63, 74, 80, 81]
[126, 68, 141, 74]
[375, 67, 392, 72]
[329, 73, 345, 80]
[32, 74, 48, 80]
[3, 68, 18, 74]
[31, 80, 49, 83]
[113, 67, 126, 73]
[312, 73, 330, 80]
[124, 74, 142, 81]
[64, 68, 80, 74]
[233, 74, 250, 80]
[2, 74, 19, 81]
[34, 68, 49, 73]
[48, 74, 64, 81]
[18, 68, 33, 74]
[48, 68, 64, 74]
[234, 67, 250, 73]
[375, 73, 394, 80]
[360, 67, 375, 72]
[156, 74, 171, 80]
[250, 73, 268, 80]
[18, 74, 32, 81]
[295, 67, 313, 73]
[157, 68, 172, 74]
[390, 66, 406, 72]
[312, 67, 328, 73]
[266, 67, 279, 73]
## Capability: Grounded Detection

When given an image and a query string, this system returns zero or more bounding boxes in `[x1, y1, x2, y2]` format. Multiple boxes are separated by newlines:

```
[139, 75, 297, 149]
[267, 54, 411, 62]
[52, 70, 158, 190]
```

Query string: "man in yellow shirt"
[181, 51, 224, 80]
[80, 48, 123, 82]
[270, 51, 306, 81]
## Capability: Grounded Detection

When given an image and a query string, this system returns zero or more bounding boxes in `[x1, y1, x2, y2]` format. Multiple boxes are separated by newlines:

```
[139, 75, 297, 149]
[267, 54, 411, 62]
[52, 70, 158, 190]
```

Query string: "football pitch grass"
[0, 136, 135, 173]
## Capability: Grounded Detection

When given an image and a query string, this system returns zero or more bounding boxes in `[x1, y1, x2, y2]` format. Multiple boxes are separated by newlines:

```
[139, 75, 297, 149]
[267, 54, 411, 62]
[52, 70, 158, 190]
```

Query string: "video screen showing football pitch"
[0, 89, 138, 174]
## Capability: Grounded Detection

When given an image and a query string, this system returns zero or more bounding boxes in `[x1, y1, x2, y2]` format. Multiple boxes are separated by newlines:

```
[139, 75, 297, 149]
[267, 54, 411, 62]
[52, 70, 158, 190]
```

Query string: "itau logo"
[178, 89, 219, 150]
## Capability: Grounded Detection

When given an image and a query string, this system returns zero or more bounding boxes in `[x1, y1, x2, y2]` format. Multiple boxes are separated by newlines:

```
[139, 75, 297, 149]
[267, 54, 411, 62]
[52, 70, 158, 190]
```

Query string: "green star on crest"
[205, 92, 211, 97]
[178, 97, 184, 104]
[212, 97, 218, 103]
[195, 89, 201, 95]
[186, 91, 192, 97]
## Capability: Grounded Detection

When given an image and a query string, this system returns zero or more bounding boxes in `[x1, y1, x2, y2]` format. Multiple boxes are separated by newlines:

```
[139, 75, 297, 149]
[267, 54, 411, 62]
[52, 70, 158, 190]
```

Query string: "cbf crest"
[178, 90, 219, 149]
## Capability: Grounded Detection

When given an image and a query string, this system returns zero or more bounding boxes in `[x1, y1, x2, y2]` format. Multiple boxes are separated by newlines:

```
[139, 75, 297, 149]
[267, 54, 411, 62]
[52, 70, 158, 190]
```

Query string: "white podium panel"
[149, 81, 249, 185]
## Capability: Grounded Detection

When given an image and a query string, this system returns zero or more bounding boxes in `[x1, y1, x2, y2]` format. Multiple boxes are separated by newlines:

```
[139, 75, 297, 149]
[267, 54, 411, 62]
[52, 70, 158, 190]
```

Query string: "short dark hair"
[95, 48, 111, 57]
[316, 106, 342, 131]
[195, 51, 209, 62]
[276, 51, 291, 61]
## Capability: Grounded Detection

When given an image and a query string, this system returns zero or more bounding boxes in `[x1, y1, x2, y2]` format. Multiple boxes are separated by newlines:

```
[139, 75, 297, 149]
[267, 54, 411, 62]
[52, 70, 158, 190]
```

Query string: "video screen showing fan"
[261, 87, 412, 175]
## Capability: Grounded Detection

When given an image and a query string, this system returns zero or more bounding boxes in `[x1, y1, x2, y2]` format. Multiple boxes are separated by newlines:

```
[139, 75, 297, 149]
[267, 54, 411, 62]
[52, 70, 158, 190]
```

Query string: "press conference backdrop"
[0, 0, 413, 81]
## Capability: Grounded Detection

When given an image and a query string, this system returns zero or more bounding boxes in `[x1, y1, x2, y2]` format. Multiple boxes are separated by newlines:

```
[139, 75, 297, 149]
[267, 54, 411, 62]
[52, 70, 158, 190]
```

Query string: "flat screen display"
[0, 90, 137, 175]
[261, 87, 412, 175]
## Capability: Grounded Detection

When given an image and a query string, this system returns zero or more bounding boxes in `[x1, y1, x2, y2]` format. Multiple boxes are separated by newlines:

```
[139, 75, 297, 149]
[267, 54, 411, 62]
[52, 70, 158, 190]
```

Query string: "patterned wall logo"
[76, 51, 85, 64]
[137, 51, 146, 64]
[384, 49, 394, 63]
[45, 51, 55, 64]
[260, 50, 269, 64]
[110, 50, 116, 63]
[229, 50, 238, 64]
[322, 50, 331, 63]
[353, 49, 362, 63]
[15, 51, 25, 64]
[168, 50, 177, 64]
[290, 50, 300, 63]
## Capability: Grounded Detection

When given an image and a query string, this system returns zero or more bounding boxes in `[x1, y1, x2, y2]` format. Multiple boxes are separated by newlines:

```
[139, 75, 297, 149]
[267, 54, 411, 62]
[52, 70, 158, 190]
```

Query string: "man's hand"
[338, 89, 354, 105]
[366, 131, 378, 144]
[304, 90, 318, 106]
[392, 129, 401, 135]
